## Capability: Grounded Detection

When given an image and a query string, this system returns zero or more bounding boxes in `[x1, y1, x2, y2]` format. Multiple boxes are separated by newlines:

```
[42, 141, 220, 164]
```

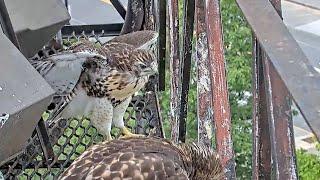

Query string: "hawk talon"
[105, 133, 113, 141]
[121, 127, 144, 138]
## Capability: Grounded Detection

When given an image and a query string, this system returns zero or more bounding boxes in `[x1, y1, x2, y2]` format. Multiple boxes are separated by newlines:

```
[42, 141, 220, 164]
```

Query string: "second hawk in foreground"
[59, 137, 223, 180]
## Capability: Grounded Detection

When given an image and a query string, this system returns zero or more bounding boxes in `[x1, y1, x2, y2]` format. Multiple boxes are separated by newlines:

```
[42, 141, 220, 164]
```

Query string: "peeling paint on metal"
[263, 53, 298, 179]
[168, 0, 181, 143]
[195, 0, 213, 147]
[205, 0, 236, 178]
[197, 32, 211, 94]
[252, 40, 272, 180]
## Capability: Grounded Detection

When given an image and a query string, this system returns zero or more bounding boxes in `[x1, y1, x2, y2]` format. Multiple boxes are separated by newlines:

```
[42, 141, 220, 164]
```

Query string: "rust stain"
[263, 58, 298, 179]
[205, 0, 236, 178]
[252, 39, 272, 180]
[260, 1, 298, 179]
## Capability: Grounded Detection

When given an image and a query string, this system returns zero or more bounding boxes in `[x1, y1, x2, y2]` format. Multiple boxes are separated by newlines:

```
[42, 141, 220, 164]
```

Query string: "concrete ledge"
[285, 0, 320, 10]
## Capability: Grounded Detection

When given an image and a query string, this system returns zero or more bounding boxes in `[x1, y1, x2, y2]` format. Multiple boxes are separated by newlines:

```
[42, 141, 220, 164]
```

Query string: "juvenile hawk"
[59, 137, 223, 180]
[30, 30, 158, 140]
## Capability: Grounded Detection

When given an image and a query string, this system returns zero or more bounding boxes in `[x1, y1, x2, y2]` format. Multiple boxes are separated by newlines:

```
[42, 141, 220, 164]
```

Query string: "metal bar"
[141, 0, 164, 138]
[0, 0, 20, 49]
[245, 0, 298, 178]
[120, 0, 144, 34]
[35, 118, 55, 164]
[64, 0, 70, 25]
[145, 91, 165, 138]
[168, 0, 181, 143]
[143, 0, 156, 30]
[178, 0, 196, 143]
[236, 0, 320, 141]
[265, 3, 298, 177]
[270, 0, 282, 15]
[0, 0, 55, 165]
[64, 0, 69, 10]
[158, 0, 166, 91]
[110, 0, 126, 20]
[263, 55, 298, 179]
[61, 23, 123, 37]
[195, 0, 213, 147]
[251, 38, 272, 179]
[205, 0, 236, 178]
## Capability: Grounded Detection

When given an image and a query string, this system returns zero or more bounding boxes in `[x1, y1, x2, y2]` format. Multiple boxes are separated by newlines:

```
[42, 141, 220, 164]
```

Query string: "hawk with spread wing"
[30, 30, 158, 140]
[59, 137, 223, 180]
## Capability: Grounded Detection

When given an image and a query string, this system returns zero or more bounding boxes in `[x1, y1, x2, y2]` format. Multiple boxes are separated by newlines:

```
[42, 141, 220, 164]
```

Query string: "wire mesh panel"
[0, 29, 163, 179]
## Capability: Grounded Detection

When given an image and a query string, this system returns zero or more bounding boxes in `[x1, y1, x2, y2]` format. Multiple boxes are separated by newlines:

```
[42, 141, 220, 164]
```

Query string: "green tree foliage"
[221, 0, 253, 178]
[297, 148, 320, 179]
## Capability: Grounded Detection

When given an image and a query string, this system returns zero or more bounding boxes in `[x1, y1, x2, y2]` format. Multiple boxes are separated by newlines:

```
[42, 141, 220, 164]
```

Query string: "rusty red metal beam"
[265, 2, 298, 178]
[205, 0, 236, 178]
[195, 0, 213, 147]
[252, 39, 272, 179]
[248, 0, 298, 179]
[168, 0, 181, 143]
[263, 58, 298, 179]
[236, 0, 320, 141]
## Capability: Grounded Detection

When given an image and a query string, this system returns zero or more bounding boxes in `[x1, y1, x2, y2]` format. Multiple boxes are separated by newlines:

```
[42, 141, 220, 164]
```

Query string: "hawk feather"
[59, 137, 223, 180]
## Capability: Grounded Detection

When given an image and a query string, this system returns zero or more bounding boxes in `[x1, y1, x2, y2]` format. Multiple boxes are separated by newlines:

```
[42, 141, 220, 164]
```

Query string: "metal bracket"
[0, 0, 20, 49]
[110, 0, 127, 20]
[0, 0, 54, 164]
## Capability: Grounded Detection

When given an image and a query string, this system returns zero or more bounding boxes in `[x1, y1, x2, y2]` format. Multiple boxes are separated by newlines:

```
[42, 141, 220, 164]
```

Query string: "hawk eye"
[93, 55, 101, 59]
[140, 64, 147, 69]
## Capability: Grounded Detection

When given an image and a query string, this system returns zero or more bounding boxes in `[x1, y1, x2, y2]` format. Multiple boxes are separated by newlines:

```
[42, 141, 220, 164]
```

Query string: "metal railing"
[168, 0, 320, 179]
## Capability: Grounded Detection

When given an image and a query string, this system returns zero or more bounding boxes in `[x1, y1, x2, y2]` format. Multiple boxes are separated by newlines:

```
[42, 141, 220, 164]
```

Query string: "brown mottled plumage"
[59, 137, 223, 180]
[30, 31, 158, 140]
[80, 49, 156, 106]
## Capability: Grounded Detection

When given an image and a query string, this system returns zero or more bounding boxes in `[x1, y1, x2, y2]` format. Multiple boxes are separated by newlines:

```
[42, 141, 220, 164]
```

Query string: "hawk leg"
[112, 97, 144, 138]
[90, 97, 114, 141]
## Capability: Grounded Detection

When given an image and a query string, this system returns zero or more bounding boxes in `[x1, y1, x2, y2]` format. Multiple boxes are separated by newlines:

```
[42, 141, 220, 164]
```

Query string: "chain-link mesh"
[0, 29, 163, 179]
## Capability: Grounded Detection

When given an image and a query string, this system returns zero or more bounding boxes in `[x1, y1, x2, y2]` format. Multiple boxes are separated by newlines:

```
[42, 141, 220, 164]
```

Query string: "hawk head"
[130, 49, 158, 77]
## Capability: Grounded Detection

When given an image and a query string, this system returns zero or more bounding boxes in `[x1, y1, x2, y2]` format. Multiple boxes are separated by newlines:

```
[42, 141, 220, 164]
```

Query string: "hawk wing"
[64, 30, 158, 56]
[29, 51, 100, 121]
[67, 39, 137, 61]
[66, 39, 106, 55]
[104, 30, 158, 50]
[59, 137, 189, 180]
